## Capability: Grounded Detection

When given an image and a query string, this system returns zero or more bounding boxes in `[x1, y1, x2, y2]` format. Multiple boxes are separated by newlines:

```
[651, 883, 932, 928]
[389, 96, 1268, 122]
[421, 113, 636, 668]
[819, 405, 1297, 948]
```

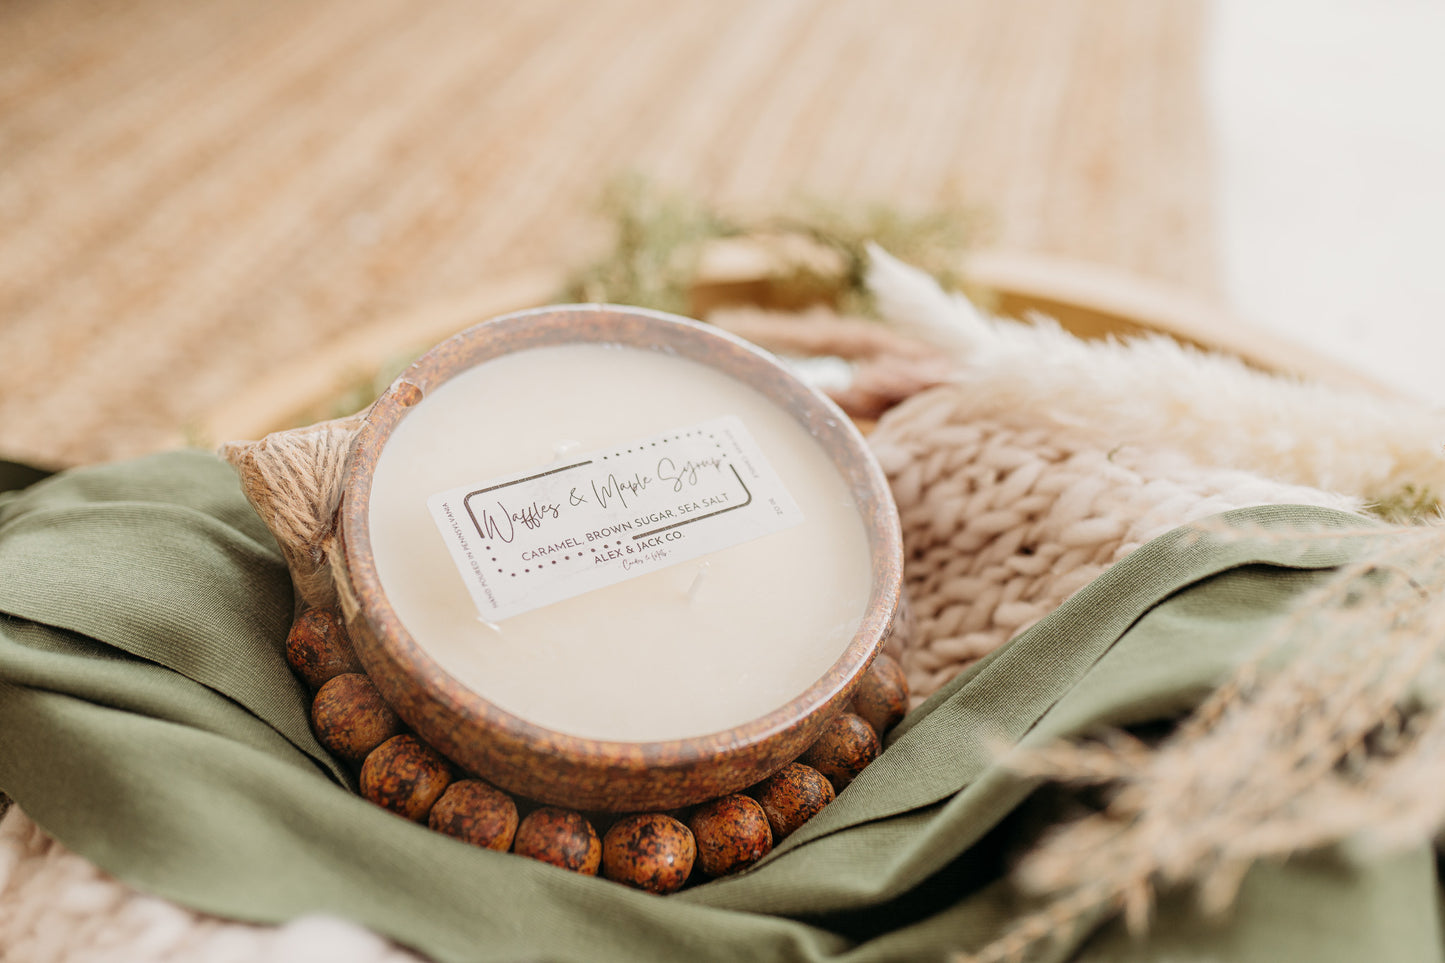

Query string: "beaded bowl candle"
[336, 304, 902, 811]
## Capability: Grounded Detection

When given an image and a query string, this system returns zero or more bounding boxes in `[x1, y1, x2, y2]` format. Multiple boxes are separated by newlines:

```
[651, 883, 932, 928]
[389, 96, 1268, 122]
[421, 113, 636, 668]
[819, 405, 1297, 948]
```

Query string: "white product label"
[427, 416, 804, 622]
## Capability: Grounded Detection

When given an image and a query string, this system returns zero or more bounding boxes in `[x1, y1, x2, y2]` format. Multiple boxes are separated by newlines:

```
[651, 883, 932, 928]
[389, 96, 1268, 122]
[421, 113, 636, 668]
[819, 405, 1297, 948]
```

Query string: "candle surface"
[368, 342, 873, 743]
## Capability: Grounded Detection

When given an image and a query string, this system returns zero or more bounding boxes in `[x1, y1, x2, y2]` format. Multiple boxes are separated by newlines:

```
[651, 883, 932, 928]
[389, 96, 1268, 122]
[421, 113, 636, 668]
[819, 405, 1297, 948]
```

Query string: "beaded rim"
[339, 304, 903, 811]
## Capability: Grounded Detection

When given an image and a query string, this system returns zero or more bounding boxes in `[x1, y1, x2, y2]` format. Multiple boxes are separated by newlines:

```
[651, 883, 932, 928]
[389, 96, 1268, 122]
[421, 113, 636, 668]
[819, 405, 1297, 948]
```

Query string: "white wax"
[367, 342, 873, 742]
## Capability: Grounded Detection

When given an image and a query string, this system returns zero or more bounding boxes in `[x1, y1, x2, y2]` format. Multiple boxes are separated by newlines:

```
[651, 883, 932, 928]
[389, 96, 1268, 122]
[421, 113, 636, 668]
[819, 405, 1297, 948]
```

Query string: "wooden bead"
[286, 607, 362, 689]
[311, 673, 401, 761]
[601, 813, 696, 894]
[750, 763, 835, 840]
[428, 780, 518, 852]
[799, 712, 880, 792]
[513, 808, 601, 875]
[360, 735, 451, 821]
[688, 794, 772, 877]
[851, 652, 909, 736]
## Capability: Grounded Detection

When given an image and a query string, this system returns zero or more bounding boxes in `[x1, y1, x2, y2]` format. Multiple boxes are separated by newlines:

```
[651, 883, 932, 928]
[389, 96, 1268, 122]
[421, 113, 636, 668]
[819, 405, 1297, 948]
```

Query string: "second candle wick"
[686, 563, 710, 603]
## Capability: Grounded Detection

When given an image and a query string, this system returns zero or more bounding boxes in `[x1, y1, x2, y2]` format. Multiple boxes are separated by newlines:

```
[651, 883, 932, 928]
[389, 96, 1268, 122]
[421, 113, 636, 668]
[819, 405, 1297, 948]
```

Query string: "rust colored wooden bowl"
[337, 304, 902, 811]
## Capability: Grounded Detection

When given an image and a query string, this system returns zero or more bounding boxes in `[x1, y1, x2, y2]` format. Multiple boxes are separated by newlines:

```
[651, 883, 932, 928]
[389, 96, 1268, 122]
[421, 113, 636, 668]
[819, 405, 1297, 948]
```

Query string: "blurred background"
[3, 0, 1442, 468]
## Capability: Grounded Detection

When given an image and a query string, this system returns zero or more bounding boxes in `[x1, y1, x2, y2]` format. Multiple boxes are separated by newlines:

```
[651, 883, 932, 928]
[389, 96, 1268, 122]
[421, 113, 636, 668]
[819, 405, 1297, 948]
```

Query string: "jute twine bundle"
[218, 413, 365, 612]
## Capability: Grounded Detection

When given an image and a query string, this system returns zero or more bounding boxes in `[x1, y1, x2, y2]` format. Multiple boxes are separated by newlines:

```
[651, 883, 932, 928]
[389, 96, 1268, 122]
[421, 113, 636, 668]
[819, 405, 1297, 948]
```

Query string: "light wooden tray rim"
[199, 249, 1392, 447]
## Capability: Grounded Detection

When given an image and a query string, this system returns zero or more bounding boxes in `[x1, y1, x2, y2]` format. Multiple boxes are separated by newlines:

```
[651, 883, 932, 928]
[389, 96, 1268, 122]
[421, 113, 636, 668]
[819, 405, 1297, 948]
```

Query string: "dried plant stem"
[965, 520, 1445, 961]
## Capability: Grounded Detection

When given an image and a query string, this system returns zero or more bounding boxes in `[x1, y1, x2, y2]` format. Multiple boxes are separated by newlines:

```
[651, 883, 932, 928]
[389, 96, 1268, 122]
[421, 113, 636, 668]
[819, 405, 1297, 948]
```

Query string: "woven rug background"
[1, 0, 1216, 467]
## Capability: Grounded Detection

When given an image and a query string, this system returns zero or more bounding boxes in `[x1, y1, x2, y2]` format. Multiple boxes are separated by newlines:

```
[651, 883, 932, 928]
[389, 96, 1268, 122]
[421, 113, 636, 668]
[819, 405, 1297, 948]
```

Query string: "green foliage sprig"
[561, 174, 985, 317]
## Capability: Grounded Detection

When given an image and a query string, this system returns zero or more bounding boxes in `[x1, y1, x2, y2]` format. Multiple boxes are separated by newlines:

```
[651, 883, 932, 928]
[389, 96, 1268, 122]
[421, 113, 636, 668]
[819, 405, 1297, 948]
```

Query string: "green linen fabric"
[0, 451, 1439, 962]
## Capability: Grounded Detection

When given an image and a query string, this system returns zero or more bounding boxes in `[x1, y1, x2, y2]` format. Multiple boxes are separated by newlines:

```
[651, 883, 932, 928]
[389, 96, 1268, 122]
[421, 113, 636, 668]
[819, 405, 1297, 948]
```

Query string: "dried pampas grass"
[856, 248, 1445, 961]
[867, 244, 1445, 514]
[965, 517, 1445, 963]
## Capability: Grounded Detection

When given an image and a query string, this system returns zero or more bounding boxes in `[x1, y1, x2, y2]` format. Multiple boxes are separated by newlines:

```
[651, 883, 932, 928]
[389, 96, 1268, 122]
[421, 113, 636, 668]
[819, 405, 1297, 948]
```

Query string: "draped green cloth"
[0, 451, 1438, 962]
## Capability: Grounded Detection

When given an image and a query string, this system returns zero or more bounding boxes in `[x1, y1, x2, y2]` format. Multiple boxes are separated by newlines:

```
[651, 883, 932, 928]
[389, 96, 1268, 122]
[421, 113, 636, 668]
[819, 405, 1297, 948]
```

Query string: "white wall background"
[1209, 0, 1445, 402]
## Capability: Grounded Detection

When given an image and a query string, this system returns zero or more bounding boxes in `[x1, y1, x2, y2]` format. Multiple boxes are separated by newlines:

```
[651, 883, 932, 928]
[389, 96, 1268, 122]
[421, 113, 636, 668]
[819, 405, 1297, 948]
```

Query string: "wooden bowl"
[337, 304, 903, 811]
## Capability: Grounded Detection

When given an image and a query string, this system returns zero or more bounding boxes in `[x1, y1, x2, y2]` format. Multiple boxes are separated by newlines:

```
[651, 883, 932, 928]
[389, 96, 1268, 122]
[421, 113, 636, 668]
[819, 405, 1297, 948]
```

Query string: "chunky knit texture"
[0, 809, 421, 963]
[871, 387, 1356, 701]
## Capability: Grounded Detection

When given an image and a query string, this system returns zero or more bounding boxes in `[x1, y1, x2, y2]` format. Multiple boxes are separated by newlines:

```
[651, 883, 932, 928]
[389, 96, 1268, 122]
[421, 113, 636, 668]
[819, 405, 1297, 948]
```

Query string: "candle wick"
[686, 563, 710, 603]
